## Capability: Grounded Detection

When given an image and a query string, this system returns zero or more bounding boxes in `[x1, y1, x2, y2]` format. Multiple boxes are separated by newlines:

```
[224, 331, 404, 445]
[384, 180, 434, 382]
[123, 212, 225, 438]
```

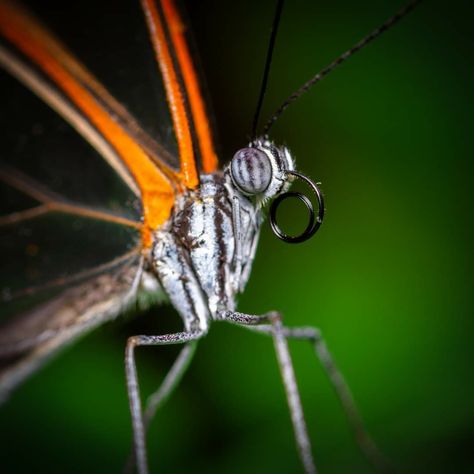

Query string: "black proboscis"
[269, 170, 325, 244]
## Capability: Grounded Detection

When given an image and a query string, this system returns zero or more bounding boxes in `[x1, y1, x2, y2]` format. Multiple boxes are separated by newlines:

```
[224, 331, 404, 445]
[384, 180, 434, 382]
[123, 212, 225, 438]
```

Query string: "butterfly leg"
[125, 331, 204, 474]
[124, 341, 197, 473]
[143, 341, 198, 430]
[220, 310, 389, 473]
[268, 326, 389, 472]
[217, 310, 316, 474]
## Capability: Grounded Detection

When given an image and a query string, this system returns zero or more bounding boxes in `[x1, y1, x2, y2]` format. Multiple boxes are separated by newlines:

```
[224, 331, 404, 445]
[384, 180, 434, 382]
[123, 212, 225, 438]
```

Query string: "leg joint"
[266, 310, 282, 324]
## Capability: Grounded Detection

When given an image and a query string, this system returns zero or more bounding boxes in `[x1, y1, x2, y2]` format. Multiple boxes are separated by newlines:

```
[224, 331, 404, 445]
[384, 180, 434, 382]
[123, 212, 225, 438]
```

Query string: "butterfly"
[0, 0, 420, 472]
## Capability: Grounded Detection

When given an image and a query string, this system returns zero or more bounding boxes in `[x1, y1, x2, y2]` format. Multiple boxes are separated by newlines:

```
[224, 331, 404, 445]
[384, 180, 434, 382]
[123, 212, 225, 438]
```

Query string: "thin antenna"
[263, 0, 421, 135]
[251, 0, 284, 140]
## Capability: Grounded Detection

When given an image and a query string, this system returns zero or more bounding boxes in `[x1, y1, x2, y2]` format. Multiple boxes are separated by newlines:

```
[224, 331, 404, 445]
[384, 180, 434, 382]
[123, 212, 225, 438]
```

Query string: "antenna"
[251, 0, 284, 140]
[263, 0, 421, 135]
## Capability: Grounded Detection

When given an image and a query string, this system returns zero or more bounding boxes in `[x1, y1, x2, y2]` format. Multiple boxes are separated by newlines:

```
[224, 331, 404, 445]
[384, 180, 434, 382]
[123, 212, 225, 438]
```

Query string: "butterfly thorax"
[151, 172, 259, 332]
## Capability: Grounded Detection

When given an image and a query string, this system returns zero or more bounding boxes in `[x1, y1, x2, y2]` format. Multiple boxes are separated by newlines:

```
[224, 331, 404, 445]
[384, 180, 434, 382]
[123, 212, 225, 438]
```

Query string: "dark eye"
[230, 148, 272, 195]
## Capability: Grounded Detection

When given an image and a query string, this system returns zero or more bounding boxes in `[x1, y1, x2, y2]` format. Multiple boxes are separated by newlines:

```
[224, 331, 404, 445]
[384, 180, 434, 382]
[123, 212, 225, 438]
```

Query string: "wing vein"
[0, 167, 142, 228]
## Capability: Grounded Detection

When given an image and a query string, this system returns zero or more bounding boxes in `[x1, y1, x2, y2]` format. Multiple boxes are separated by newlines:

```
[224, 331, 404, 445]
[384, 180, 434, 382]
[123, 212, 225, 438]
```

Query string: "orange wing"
[0, 0, 219, 246]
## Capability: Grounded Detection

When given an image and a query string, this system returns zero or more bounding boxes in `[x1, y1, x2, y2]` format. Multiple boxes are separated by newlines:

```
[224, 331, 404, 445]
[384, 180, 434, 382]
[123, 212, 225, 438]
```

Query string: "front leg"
[125, 331, 204, 474]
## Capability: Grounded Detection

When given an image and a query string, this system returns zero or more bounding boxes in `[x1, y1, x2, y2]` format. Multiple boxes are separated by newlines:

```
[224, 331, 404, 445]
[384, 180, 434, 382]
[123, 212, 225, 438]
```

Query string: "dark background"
[1, 0, 473, 472]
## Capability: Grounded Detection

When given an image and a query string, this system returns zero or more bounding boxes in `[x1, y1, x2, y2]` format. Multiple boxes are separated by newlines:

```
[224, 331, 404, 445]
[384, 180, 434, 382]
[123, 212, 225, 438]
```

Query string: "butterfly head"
[227, 138, 324, 244]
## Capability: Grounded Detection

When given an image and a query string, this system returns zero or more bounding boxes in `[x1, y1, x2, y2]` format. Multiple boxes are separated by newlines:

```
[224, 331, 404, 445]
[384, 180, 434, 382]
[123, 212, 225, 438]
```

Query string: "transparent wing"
[0, 73, 145, 395]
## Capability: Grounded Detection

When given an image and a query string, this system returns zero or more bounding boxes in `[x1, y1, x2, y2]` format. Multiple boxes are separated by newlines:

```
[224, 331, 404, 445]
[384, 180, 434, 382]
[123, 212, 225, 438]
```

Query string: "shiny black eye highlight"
[230, 148, 272, 195]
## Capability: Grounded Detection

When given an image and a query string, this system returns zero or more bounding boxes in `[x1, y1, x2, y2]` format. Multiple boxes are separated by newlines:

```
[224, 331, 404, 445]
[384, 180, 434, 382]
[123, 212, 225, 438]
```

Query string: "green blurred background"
[1, 0, 473, 472]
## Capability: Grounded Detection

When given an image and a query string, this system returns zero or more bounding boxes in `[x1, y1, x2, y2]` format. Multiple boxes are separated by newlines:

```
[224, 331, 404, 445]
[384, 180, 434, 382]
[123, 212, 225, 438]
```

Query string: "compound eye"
[230, 148, 272, 195]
